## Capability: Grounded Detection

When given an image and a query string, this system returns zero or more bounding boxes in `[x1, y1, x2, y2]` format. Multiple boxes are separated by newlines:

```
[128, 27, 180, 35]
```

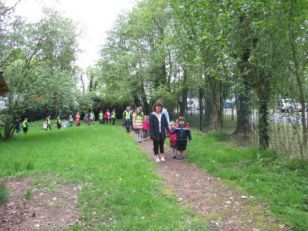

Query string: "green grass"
[0, 183, 9, 204]
[187, 131, 308, 231]
[0, 123, 208, 230]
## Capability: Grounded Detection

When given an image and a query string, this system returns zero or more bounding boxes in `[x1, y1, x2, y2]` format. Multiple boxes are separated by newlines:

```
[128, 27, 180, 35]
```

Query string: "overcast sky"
[6, 0, 137, 68]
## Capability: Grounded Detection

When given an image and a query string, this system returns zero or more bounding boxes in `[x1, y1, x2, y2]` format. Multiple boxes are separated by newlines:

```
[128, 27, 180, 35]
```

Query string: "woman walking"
[149, 101, 170, 163]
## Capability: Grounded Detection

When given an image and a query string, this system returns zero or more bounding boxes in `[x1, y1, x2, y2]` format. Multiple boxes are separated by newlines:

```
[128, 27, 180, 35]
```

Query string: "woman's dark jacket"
[149, 112, 170, 141]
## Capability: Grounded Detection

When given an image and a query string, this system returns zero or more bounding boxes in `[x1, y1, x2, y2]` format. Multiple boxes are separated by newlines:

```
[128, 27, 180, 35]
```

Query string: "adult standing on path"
[149, 100, 170, 163]
[156, 99, 170, 127]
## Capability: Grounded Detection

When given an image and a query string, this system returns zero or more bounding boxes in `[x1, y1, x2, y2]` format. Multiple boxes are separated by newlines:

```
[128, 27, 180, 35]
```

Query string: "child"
[172, 116, 192, 160]
[89, 111, 95, 125]
[46, 116, 51, 131]
[110, 109, 116, 125]
[22, 118, 28, 134]
[99, 111, 104, 124]
[123, 106, 132, 132]
[84, 112, 89, 125]
[56, 116, 62, 129]
[15, 118, 20, 133]
[169, 121, 177, 159]
[75, 112, 80, 126]
[69, 115, 74, 127]
[133, 107, 143, 143]
[104, 109, 110, 124]
[142, 115, 150, 141]
[43, 122, 48, 131]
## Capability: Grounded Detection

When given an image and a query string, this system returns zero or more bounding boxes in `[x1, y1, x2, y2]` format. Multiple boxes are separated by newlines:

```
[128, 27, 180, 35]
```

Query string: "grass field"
[187, 131, 308, 231]
[0, 123, 208, 230]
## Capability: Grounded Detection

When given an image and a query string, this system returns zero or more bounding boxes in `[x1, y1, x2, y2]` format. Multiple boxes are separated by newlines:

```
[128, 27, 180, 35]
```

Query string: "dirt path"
[140, 140, 286, 231]
[0, 176, 81, 231]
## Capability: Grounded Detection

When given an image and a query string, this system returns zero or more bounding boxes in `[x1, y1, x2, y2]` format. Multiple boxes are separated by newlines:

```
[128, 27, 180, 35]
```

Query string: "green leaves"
[0, 3, 79, 139]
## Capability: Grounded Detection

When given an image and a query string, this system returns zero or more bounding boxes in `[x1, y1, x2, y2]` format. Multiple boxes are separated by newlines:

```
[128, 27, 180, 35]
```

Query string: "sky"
[6, 0, 137, 69]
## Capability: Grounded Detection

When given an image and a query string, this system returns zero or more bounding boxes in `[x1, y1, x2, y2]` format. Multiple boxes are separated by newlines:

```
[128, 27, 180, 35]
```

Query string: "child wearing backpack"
[172, 116, 192, 160]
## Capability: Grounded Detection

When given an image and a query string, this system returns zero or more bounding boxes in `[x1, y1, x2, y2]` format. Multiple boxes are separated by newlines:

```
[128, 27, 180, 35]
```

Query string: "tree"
[0, 7, 79, 140]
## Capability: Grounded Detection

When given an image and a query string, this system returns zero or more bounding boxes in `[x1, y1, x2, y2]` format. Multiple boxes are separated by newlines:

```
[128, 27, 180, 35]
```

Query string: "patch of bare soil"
[140, 140, 287, 231]
[0, 176, 81, 231]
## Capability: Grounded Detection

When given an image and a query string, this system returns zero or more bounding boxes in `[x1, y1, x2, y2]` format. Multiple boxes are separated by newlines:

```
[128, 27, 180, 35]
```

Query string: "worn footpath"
[140, 139, 286, 231]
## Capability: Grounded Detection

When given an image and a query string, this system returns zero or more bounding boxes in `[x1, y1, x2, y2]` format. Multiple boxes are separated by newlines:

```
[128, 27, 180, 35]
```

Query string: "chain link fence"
[173, 97, 308, 157]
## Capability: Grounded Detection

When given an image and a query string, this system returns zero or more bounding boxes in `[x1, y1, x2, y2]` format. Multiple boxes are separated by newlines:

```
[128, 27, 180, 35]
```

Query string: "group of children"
[14, 118, 28, 134]
[15, 110, 118, 134]
[43, 116, 63, 131]
[99, 109, 116, 125]
[48, 109, 118, 130]
[16, 106, 192, 161]
[125, 106, 150, 143]
[127, 104, 192, 161]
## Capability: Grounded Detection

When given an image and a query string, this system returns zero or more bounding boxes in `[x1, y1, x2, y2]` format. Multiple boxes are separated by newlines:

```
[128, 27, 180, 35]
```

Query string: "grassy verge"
[0, 123, 207, 230]
[187, 131, 308, 231]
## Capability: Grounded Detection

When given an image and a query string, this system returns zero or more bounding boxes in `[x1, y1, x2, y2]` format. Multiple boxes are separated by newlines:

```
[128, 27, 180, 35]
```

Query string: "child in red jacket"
[169, 121, 177, 159]
[104, 109, 110, 124]
[142, 115, 150, 141]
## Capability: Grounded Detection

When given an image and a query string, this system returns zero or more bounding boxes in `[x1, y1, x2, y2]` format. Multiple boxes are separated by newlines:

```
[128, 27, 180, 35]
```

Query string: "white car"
[277, 99, 296, 113]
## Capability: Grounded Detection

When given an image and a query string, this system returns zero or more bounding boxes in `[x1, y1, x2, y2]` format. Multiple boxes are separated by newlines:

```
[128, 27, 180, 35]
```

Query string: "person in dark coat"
[149, 100, 170, 163]
[15, 118, 21, 133]
[171, 116, 192, 160]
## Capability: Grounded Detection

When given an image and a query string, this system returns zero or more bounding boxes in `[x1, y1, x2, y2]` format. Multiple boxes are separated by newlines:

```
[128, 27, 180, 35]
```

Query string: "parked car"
[277, 99, 295, 113]
[187, 98, 199, 112]
[296, 102, 308, 112]
[224, 101, 233, 109]
[276, 99, 306, 113]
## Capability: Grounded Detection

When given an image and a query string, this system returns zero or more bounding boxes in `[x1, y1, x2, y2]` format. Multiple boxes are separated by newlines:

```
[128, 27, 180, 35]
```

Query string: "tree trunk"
[140, 81, 150, 114]
[198, 88, 204, 131]
[259, 97, 270, 149]
[218, 80, 224, 129]
[204, 95, 213, 129]
[288, 0, 307, 158]
[0, 117, 14, 141]
[180, 68, 188, 115]
[234, 16, 253, 140]
[234, 89, 251, 140]
[209, 78, 222, 130]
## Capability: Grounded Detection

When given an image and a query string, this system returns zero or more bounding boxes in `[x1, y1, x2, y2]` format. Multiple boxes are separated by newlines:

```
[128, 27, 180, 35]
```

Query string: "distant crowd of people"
[14, 108, 118, 134]
[15, 100, 192, 162]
